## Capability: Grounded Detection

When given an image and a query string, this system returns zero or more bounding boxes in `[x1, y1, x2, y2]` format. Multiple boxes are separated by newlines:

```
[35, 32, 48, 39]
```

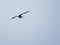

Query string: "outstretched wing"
[10, 16, 17, 19]
[20, 10, 30, 15]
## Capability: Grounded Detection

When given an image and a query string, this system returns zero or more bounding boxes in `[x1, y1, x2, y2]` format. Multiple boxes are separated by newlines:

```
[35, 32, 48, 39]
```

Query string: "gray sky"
[0, 0, 60, 45]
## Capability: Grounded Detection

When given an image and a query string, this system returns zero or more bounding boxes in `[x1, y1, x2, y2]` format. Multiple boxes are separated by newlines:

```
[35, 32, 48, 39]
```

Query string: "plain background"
[0, 0, 60, 45]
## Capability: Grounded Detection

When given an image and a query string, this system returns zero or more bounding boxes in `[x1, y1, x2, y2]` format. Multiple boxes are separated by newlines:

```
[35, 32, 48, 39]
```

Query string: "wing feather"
[10, 16, 17, 19]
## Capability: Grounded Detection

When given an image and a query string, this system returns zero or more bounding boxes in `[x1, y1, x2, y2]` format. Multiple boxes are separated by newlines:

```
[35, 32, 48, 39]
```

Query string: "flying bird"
[10, 10, 30, 19]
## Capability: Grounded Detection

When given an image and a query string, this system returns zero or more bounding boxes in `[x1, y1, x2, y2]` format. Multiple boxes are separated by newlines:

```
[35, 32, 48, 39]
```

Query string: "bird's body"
[18, 15, 23, 18]
[10, 10, 30, 19]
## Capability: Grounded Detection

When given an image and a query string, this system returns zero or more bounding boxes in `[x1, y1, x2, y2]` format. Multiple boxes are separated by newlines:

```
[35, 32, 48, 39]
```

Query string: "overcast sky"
[0, 0, 60, 45]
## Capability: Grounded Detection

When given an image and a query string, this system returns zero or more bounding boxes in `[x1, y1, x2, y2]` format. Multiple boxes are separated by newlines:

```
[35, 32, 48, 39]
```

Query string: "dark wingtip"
[27, 10, 30, 12]
[25, 10, 30, 13]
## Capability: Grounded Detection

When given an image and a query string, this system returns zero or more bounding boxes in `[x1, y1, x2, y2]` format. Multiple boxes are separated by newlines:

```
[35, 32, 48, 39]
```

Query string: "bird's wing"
[23, 11, 30, 14]
[20, 11, 30, 15]
[10, 16, 17, 19]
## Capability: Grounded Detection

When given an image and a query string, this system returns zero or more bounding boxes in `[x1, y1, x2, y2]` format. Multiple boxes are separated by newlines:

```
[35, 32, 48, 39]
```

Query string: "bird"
[10, 10, 30, 19]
